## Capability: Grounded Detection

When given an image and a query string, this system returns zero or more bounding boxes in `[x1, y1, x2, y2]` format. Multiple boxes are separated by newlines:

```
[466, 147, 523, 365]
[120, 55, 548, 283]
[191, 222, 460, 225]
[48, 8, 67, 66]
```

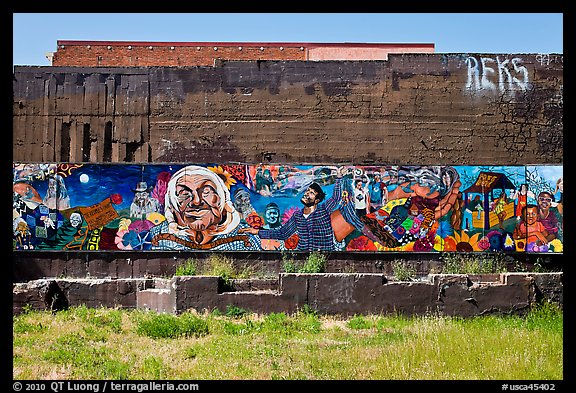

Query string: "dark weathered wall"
[13, 53, 563, 165]
[13, 273, 563, 317]
[12, 53, 564, 314]
[13, 250, 563, 283]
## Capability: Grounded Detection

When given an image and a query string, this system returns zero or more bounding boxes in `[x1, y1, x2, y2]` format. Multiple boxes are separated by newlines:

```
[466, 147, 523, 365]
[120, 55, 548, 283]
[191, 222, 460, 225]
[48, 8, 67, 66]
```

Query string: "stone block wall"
[13, 273, 563, 317]
[13, 251, 564, 283]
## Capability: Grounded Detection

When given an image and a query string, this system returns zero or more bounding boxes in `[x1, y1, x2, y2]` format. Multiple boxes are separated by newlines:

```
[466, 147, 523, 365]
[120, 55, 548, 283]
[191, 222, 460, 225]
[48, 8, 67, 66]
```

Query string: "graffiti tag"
[465, 56, 529, 94]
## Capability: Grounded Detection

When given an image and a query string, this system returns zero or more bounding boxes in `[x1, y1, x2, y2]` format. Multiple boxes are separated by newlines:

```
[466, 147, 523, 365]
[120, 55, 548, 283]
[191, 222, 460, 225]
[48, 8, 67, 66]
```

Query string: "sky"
[12, 13, 563, 66]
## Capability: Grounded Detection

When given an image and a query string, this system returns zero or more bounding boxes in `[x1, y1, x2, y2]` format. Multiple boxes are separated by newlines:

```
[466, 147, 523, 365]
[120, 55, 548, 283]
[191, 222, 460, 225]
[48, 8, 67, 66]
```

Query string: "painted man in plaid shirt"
[240, 166, 345, 251]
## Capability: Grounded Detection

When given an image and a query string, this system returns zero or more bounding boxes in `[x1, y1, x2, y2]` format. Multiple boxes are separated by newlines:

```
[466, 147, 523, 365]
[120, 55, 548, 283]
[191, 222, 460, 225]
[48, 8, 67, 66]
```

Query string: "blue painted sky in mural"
[12, 13, 563, 67]
[29, 163, 334, 216]
[71, 164, 183, 211]
[28, 164, 562, 217]
[30, 164, 182, 211]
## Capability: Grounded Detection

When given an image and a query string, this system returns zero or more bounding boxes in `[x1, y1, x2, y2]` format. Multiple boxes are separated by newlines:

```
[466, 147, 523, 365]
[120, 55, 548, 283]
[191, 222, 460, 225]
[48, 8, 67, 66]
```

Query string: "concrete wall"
[13, 54, 563, 165]
[12, 250, 563, 282]
[12, 54, 563, 315]
[13, 273, 563, 317]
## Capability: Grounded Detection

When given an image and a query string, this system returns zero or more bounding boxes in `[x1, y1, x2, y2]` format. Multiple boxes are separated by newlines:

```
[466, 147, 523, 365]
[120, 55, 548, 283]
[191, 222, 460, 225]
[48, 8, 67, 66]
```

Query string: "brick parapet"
[49, 41, 434, 67]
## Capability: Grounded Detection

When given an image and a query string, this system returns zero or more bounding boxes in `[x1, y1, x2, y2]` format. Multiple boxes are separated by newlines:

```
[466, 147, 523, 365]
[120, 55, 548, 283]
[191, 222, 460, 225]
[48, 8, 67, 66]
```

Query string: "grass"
[175, 258, 198, 276]
[135, 311, 209, 339]
[440, 252, 509, 274]
[391, 260, 417, 281]
[13, 302, 562, 380]
[175, 255, 269, 283]
[282, 251, 327, 273]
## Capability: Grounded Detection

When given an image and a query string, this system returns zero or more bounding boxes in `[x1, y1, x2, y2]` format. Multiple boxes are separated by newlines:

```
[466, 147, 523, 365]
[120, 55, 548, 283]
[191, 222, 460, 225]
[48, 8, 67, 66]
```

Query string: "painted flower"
[442, 236, 458, 252]
[110, 193, 123, 205]
[282, 207, 299, 225]
[486, 230, 501, 239]
[138, 231, 153, 250]
[246, 212, 265, 229]
[548, 239, 563, 253]
[477, 237, 491, 251]
[115, 229, 132, 250]
[146, 212, 166, 226]
[502, 232, 516, 252]
[433, 235, 444, 252]
[129, 219, 154, 233]
[486, 231, 503, 251]
[527, 242, 549, 253]
[115, 229, 152, 250]
[118, 218, 132, 232]
[436, 219, 453, 239]
[446, 231, 482, 252]
[346, 235, 377, 251]
[208, 166, 237, 189]
[122, 231, 140, 249]
[284, 234, 299, 250]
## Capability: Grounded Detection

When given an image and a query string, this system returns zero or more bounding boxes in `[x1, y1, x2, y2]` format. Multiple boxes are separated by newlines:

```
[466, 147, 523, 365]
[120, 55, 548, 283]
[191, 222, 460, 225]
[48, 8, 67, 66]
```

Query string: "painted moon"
[79, 174, 89, 183]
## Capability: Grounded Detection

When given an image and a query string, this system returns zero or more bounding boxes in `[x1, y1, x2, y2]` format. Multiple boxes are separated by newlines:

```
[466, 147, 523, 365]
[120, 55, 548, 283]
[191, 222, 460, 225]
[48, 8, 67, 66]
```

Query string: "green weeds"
[282, 251, 327, 273]
[135, 311, 209, 339]
[225, 305, 247, 319]
[175, 258, 198, 276]
[440, 252, 508, 274]
[347, 315, 372, 330]
[175, 255, 269, 286]
[391, 260, 417, 281]
[13, 303, 563, 380]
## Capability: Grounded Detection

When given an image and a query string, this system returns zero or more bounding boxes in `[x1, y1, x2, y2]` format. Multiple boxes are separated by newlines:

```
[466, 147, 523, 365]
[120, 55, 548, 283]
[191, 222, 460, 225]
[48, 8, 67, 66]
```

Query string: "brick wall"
[53, 43, 306, 67]
[50, 41, 434, 67]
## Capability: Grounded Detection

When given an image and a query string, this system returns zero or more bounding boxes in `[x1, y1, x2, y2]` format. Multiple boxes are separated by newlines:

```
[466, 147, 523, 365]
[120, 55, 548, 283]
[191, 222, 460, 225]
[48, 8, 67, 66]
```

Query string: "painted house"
[462, 171, 516, 230]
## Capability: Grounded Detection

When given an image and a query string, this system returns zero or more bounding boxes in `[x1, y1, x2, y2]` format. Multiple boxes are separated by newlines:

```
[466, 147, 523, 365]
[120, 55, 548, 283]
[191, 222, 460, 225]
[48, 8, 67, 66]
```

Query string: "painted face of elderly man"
[69, 212, 83, 228]
[164, 166, 240, 244]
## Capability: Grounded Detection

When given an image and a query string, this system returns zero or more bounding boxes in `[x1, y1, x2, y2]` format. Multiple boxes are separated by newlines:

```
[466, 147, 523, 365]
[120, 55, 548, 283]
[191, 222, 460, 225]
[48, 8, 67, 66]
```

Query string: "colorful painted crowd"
[13, 163, 563, 253]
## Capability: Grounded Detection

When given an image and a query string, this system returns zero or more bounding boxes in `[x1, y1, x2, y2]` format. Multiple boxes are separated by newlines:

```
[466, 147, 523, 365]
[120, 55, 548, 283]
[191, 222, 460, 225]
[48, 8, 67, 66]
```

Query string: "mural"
[12, 163, 563, 254]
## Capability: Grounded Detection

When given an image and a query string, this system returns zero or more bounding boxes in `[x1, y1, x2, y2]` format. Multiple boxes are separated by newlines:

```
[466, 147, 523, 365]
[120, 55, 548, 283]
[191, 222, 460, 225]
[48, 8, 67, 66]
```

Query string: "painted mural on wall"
[12, 163, 563, 254]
